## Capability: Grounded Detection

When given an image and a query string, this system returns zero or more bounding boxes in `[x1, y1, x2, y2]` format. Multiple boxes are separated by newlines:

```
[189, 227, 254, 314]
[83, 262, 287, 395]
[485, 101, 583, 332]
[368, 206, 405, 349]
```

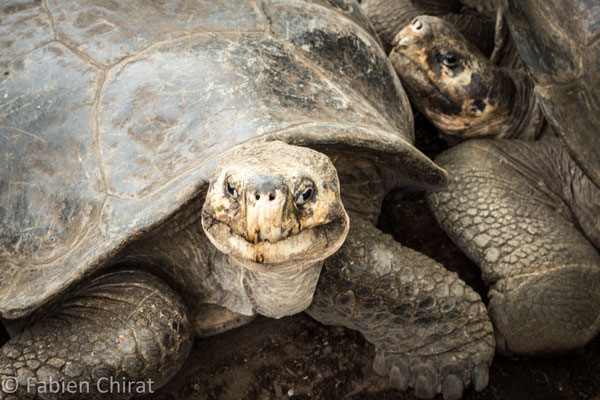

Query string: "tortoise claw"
[472, 362, 489, 392]
[414, 372, 436, 399]
[443, 374, 464, 400]
[375, 350, 492, 398]
[389, 364, 409, 391]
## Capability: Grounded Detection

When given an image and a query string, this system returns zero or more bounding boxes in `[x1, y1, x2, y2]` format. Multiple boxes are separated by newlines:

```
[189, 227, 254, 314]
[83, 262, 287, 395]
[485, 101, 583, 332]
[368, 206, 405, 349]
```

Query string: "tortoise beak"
[244, 176, 295, 244]
[392, 27, 413, 49]
[391, 15, 433, 51]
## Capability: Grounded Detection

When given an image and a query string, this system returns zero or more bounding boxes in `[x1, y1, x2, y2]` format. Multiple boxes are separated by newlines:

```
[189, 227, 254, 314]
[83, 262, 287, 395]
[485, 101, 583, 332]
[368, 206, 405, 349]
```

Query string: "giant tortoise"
[388, 12, 600, 355]
[0, 0, 493, 398]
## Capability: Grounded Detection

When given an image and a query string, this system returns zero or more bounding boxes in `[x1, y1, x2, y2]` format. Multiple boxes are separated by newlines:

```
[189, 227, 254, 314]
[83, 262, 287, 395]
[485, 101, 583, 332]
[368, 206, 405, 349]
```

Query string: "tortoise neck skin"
[502, 70, 546, 140]
[390, 15, 545, 141]
[327, 154, 387, 226]
[206, 255, 325, 318]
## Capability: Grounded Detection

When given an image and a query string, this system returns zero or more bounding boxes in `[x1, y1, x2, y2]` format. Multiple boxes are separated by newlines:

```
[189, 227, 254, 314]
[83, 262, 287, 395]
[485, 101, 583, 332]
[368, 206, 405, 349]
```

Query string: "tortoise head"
[202, 140, 349, 268]
[201, 141, 349, 317]
[389, 16, 516, 139]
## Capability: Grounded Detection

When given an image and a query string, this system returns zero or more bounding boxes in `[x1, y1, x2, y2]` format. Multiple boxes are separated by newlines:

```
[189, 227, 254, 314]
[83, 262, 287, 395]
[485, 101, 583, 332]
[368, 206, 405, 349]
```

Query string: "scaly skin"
[0, 270, 192, 399]
[308, 213, 494, 400]
[428, 138, 600, 355]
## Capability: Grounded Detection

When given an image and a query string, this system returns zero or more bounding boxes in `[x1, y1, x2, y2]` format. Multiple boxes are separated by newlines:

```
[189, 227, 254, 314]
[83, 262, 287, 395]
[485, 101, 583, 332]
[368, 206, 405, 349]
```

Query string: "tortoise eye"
[469, 100, 486, 115]
[441, 54, 458, 68]
[296, 187, 314, 206]
[226, 182, 238, 199]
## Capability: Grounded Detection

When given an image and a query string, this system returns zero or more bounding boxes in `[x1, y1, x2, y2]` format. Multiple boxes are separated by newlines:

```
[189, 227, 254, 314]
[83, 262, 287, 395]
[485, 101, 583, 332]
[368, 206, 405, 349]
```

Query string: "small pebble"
[287, 388, 295, 397]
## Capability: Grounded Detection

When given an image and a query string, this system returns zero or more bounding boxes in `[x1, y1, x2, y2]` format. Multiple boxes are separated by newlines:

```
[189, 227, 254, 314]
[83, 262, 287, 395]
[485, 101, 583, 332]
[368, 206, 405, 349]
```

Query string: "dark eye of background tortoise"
[440, 54, 458, 68]
[470, 100, 487, 114]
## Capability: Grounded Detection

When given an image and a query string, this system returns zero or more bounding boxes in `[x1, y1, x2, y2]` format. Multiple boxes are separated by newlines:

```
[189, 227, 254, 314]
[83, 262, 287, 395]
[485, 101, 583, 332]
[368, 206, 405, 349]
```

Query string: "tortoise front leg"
[0, 270, 192, 399]
[428, 139, 600, 355]
[307, 215, 494, 400]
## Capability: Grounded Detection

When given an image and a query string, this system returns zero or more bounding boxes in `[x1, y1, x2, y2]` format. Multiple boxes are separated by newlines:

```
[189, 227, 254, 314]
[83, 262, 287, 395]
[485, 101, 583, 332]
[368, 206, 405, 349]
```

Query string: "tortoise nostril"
[247, 175, 288, 202]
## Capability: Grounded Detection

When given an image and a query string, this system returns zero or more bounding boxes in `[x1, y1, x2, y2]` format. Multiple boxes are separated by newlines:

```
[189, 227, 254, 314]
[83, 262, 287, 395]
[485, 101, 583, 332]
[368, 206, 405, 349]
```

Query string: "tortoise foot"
[374, 344, 491, 400]
[490, 265, 600, 355]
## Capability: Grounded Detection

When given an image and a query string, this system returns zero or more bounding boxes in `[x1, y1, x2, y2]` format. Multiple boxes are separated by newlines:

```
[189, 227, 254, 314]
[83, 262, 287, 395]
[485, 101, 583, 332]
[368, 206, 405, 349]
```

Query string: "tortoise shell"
[0, 0, 445, 318]
[502, 0, 600, 187]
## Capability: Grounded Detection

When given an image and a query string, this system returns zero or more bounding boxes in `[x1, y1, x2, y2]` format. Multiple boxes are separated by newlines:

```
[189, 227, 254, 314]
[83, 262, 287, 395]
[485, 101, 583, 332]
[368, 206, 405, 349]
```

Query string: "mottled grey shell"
[0, 0, 445, 318]
[502, 0, 600, 187]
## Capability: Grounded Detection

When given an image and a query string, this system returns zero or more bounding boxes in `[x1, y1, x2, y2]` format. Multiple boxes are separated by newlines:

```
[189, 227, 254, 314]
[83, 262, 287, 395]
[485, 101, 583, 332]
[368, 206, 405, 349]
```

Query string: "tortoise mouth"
[201, 210, 349, 272]
[390, 50, 450, 113]
[389, 50, 434, 101]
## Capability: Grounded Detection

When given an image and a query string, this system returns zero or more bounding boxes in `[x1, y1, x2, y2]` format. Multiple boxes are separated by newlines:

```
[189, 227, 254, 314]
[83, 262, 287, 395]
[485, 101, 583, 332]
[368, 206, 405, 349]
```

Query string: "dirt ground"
[146, 313, 600, 400]
[146, 117, 600, 400]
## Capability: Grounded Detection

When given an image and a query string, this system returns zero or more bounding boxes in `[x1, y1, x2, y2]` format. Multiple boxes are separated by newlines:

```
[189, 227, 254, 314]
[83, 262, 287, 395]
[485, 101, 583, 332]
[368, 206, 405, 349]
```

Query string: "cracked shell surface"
[501, 0, 600, 187]
[0, 0, 445, 318]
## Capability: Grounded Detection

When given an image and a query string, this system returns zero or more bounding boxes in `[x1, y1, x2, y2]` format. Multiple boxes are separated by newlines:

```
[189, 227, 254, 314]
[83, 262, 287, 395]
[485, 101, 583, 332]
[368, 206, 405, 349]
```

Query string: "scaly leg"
[308, 215, 494, 400]
[0, 270, 192, 399]
[428, 138, 600, 355]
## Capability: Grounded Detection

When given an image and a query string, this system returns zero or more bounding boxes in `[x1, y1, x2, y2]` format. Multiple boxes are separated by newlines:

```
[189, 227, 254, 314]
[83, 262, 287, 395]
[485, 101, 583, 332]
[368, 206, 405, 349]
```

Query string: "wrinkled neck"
[329, 156, 385, 225]
[204, 253, 323, 318]
[446, 68, 544, 141]
[501, 70, 545, 140]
